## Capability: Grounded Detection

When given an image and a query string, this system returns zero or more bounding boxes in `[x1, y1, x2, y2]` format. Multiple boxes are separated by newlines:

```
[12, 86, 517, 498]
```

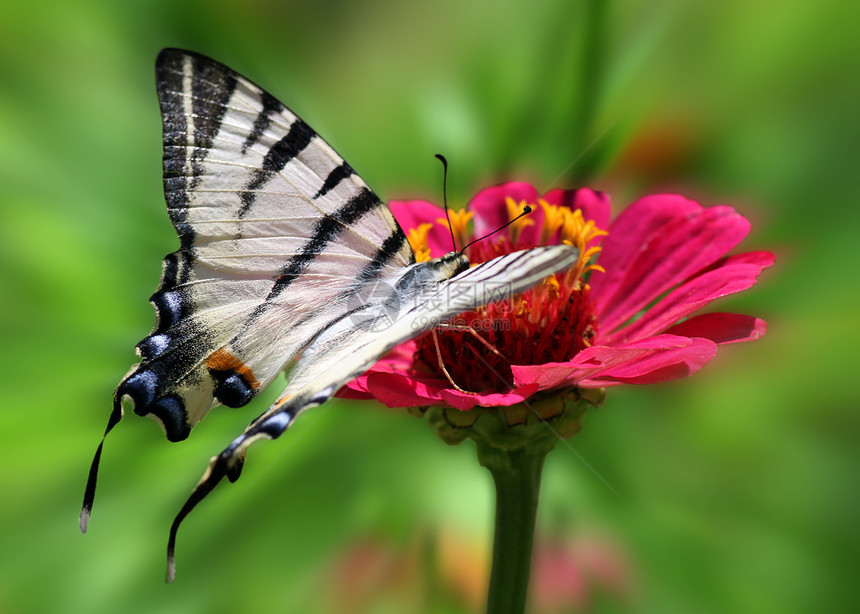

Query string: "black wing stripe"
[189, 55, 237, 186]
[265, 186, 382, 301]
[228, 228, 409, 358]
[157, 53, 193, 248]
[358, 228, 411, 282]
[225, 186, 382, 337]
[156, 53, 188, 149]
[157, 53, 237, 247]
[239, 118, 316, 216]
[458, 249, 530, 279]
[241, 91, 284, 154]
[314, 161, 354, 199]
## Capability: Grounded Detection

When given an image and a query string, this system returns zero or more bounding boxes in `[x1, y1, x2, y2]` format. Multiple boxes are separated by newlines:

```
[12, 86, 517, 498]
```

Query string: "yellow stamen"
[560, 208, 608, 252]
[407, 222, 434, 263]
[543, 275, 560, 300]
[534, 200, 610, 283]
[436, 209, 474, 251]
[539, 199, 566, 244]
[505, 197, 535, 243]
[515, 299, 530, 318]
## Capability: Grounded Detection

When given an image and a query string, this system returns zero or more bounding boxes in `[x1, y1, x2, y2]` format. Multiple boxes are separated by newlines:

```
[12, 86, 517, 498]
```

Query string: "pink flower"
[530, 535, 633, 612]
[341, 182, 772, 411]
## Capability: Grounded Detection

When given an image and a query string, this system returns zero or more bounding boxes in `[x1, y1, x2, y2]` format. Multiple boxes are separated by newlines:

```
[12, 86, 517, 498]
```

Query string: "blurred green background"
[1, 1, 857, 613]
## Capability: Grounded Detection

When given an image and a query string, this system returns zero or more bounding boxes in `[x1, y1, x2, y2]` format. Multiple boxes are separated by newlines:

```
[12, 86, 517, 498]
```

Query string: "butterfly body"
[81, 49, 579, 580]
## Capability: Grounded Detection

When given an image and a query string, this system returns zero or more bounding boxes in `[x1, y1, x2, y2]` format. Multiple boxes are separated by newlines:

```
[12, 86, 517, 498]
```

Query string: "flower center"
[413, 199, 607, 393]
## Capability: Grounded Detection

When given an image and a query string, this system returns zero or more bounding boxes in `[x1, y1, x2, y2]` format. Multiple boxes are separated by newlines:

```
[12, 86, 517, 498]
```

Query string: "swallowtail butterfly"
[81, 49, 578, 580]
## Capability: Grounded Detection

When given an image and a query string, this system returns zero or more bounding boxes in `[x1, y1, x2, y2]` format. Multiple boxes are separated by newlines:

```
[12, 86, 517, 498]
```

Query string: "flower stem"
[480, 446, 548, 614]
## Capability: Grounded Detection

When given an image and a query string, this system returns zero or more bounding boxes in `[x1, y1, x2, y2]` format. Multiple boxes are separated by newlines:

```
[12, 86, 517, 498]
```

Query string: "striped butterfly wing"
[165, 245, 579, 580]
[126, 49, 414, 439]
[81, 49, 413, 530]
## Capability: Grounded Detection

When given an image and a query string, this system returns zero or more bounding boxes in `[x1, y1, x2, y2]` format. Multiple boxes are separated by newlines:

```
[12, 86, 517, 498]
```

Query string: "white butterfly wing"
[125, 49, 414, 440]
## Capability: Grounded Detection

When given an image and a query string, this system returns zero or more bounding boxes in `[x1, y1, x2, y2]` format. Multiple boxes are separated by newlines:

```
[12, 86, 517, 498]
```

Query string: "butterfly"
[80, 48, 578, 581]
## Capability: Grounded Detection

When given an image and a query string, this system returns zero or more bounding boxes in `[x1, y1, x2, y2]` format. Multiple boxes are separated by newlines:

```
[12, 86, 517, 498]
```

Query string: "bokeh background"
[1, 1, 857, 613]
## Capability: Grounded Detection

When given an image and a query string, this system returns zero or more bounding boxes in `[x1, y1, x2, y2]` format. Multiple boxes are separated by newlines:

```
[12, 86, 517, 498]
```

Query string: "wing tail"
[165, 387, 333, 582]
[79, 395, 124, 534]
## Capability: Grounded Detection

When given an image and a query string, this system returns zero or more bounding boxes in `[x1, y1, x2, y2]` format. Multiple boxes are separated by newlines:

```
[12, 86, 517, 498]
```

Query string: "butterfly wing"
[131, 49, 413, 438]
[165, 244, 579, 580]
[81, 49, 413, 531]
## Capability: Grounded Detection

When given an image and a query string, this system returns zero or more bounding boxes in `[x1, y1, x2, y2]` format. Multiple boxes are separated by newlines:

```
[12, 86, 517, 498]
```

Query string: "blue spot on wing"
[120, 370, 158, 406]
[209, 369, 256, 408]
[137, 334, 171, 359]
[117, 368, 191, 442]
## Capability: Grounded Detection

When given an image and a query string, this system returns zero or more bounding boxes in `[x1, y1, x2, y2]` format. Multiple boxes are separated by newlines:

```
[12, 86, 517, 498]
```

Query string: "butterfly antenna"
[435, 154, 457, 251]
[460, 205, 533, 253]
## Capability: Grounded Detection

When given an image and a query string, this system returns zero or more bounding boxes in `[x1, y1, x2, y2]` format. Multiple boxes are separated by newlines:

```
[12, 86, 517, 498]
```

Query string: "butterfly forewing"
[118, 49, 414, 441]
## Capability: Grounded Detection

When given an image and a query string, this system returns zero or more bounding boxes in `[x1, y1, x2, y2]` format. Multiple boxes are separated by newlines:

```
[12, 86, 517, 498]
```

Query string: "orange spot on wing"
[205, 349, 260, 390]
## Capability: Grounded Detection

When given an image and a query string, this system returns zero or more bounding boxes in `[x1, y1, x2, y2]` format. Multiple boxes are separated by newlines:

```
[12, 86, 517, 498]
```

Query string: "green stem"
[481, 446, 548, 614]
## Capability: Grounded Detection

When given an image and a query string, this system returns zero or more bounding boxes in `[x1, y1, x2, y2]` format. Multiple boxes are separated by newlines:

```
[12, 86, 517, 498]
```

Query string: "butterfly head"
[432, 251, 471, 278]
[397, 251, 470, 297]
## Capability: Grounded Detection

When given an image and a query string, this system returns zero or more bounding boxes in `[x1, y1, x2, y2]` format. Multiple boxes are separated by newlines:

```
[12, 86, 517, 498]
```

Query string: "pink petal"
[577, 336, 718, 387]
[367, 341, 421, 371]
[338, 343, 422, 399]
[511, 339, 663, 389]
[602, 251, 774, 345]
[389, 200, 455, 257]
[355, 370, 541, 411]
[337, 382, 373, 399]
[589, 195, 699, 305]
[469, 184, 611, 249]
[363, 371, 447, 407]
[695, 249, 776, 273]
[468, 182, 540, 240]
[510, 361, 585, 390]
[439, 384, 541, 411]
[511, 335, 718, 390]
[591, 196, 751, 333]
[664, 312, 767, 344]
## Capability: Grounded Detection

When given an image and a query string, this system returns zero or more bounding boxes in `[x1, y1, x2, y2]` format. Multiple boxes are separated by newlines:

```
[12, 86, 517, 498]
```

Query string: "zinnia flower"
[340, 182, 772, 412]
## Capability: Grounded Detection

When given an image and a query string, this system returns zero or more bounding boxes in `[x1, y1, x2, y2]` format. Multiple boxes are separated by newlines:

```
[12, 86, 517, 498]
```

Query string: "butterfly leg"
[436, 322, 503, 358]
[430, 329, 472, 393]
[437, 323, 515, 389]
